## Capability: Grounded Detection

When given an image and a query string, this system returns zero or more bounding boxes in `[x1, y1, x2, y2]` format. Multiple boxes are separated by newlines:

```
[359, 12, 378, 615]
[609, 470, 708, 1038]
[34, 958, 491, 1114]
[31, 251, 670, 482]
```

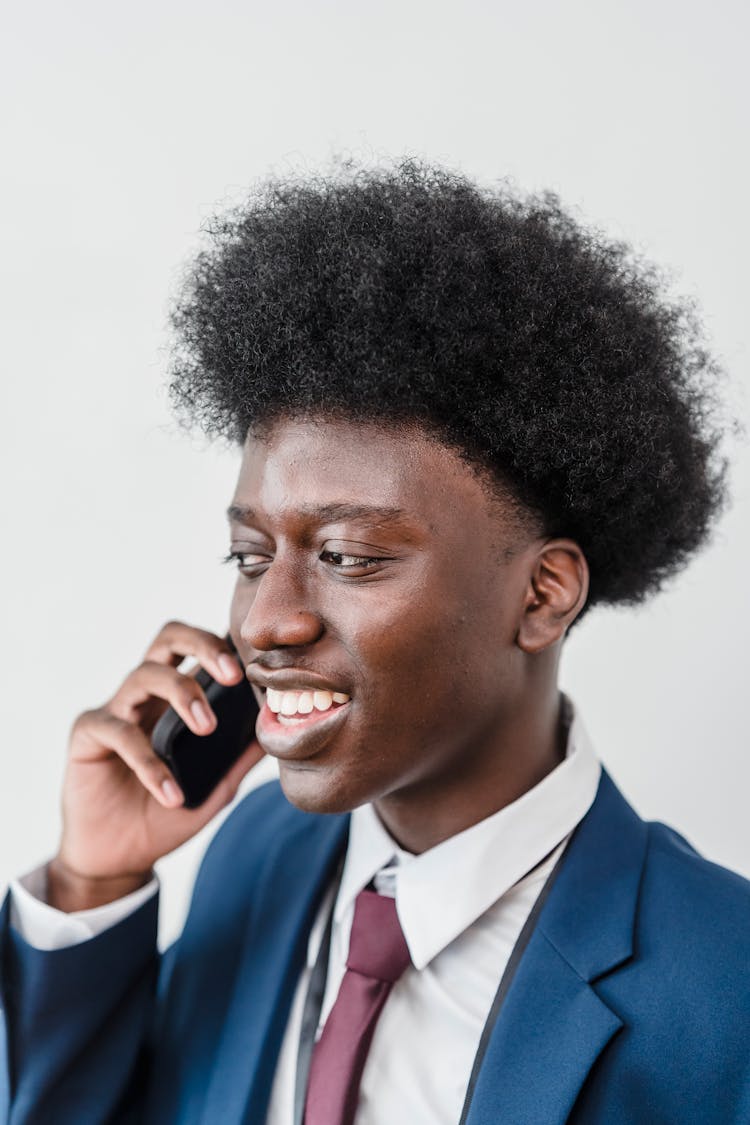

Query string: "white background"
[1, 0, 748, 948]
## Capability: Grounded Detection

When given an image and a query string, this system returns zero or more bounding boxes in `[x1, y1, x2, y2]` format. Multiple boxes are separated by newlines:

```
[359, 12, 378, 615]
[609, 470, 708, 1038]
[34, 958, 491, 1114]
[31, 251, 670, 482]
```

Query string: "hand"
[49, 621, 265, 911]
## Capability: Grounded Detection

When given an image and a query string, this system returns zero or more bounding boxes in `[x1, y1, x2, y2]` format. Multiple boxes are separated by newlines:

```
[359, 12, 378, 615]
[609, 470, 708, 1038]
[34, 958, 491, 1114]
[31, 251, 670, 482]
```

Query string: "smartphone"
[151, 634, 259, 808]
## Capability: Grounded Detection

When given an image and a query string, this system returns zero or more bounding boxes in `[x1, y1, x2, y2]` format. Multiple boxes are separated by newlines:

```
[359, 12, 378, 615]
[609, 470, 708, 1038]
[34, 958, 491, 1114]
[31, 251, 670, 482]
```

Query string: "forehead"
[233, 417, 493, 523]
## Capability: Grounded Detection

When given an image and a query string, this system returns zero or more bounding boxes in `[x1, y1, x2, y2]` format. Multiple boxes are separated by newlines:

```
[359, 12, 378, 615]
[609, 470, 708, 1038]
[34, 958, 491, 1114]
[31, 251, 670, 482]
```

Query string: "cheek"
[369, 575, 519, 717]
[344, 585, 452, 670]
[347, 593, 494, 716]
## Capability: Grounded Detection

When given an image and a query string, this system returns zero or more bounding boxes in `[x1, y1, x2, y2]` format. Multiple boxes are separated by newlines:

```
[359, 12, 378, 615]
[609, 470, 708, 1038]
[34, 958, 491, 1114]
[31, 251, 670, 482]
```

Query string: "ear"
[516, 539, 589, 654]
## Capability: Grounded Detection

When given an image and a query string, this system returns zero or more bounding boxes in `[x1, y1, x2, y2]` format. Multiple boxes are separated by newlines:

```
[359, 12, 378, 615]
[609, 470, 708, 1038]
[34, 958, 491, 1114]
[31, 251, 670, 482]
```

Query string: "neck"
[373, 684, 566, 855]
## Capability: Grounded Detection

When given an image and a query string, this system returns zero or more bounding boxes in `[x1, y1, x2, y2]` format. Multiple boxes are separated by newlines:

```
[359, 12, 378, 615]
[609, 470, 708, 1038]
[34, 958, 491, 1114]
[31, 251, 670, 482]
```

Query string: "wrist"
[46, 855, 154, 913]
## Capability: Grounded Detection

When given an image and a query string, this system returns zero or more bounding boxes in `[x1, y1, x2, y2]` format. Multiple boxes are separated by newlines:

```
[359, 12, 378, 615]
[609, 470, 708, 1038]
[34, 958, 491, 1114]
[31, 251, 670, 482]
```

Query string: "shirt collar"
[335, 695, 601, 970]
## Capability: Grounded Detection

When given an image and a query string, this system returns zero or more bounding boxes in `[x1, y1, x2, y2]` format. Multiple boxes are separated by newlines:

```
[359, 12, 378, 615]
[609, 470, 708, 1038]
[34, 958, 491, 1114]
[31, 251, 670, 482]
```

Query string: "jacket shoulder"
[194, 779, 339, 897]
[204, 778, 311, 855]
[572, 814, 750, 1121]
[631, 819, 750, 1015]
[643, 818, 750, 932]
[183, 780, 348, 937]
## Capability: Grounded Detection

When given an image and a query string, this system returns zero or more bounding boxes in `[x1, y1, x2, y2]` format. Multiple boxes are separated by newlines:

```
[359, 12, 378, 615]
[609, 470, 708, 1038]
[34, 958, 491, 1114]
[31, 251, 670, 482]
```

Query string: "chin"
[277, 761, 366, 816]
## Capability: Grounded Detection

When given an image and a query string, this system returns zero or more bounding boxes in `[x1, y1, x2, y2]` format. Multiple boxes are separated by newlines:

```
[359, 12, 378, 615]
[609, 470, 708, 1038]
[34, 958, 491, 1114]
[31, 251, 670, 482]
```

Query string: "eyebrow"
[226, 502, 409, 526]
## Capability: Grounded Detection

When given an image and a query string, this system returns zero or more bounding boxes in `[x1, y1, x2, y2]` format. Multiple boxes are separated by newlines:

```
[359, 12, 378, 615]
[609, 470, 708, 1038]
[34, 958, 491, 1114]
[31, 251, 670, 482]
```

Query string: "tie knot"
[346, 888, 411, 982]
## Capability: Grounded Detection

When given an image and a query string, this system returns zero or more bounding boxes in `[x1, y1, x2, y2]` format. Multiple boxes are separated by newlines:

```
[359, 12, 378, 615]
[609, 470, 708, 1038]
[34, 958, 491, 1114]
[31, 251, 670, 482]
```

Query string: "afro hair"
[168, 159, 727, 609]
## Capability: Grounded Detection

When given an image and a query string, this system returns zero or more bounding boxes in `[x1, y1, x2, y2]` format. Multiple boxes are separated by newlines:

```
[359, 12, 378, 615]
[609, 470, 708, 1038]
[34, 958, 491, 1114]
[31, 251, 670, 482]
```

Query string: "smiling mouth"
[266, 686, 351, 725]
[255, 685, 352, 759]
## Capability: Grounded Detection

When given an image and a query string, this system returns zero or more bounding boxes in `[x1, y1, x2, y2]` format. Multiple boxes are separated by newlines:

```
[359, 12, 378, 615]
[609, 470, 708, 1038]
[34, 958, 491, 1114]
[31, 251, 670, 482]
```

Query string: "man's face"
[228, 417, 539, 818]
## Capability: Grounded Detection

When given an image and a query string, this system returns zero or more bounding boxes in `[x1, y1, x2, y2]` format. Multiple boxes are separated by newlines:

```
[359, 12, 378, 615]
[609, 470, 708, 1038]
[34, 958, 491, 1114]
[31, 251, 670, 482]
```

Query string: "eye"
[320, 550, 388, 573]
[221, 550, 271, 577]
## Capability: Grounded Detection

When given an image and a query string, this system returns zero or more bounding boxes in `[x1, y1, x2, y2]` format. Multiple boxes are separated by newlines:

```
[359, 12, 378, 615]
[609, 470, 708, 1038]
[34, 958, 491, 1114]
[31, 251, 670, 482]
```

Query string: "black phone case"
[151, 661, 259, 809]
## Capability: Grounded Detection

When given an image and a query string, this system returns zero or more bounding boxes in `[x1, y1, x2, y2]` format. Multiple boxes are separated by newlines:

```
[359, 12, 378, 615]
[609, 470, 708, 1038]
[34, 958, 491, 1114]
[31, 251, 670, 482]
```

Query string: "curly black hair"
[168, 159, 727, 609]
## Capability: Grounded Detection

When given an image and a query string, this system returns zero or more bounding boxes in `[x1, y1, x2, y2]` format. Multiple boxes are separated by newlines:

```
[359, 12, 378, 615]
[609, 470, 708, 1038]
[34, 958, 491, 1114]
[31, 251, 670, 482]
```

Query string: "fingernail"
[161, 778, 182, 806]
[191, 699, 214, 730]
[218, 653, 240, 679]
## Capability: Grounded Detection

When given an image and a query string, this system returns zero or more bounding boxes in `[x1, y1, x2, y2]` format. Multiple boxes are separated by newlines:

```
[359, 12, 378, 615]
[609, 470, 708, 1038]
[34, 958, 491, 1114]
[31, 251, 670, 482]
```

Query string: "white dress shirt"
[9, 699, 601, 1124]
[10, 863, 158, 950]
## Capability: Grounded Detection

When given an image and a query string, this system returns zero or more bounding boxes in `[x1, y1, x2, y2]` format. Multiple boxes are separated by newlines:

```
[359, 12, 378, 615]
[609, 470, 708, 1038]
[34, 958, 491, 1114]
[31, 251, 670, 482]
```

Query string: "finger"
[110, 662, 220, 735]
[143, 621, 244, 685]
[72, 709, 185, 808]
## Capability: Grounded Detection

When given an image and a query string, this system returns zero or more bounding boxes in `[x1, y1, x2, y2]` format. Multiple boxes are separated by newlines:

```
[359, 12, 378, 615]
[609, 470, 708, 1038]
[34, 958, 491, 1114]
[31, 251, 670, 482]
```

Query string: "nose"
[238, 555, 324, 652]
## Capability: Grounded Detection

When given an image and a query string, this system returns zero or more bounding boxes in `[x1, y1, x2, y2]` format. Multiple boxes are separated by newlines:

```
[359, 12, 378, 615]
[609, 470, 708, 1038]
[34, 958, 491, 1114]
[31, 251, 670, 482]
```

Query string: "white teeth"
[265, 686, 351, 716]
[297, 692, 314, 714]
[280, 691, 299, 716]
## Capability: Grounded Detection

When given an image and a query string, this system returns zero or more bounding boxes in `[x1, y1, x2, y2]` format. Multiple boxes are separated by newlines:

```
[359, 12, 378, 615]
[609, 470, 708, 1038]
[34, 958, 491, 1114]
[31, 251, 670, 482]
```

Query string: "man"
[1, 161, 748, 1124]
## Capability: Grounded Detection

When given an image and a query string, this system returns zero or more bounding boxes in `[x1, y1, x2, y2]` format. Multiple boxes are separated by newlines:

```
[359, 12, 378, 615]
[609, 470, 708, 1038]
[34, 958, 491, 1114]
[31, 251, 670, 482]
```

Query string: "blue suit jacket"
[1, 770, 749, 1124]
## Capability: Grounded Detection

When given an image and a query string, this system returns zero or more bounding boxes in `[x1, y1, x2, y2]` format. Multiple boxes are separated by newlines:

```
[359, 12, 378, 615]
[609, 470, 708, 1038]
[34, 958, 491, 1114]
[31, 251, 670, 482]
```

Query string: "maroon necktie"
[303, 886, 412, 1125]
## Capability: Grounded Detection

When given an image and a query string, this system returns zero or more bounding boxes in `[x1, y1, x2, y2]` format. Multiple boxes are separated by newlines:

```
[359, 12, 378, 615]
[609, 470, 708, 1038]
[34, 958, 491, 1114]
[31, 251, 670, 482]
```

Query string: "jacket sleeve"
[0, 781, 294, 1125]
[0, 887, 162, 1124]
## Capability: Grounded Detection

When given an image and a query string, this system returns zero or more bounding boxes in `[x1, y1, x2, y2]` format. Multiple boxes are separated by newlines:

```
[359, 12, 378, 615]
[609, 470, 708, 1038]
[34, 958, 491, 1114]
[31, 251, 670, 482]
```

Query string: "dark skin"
[48, 415, 587, 912]
[229, 417, 589, 854]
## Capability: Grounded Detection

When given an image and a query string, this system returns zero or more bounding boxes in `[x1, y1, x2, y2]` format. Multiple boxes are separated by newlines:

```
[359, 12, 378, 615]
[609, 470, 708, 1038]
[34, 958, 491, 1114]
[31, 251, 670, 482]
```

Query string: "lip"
[245, 666, 350, 695]
[255, 696, 352, 760]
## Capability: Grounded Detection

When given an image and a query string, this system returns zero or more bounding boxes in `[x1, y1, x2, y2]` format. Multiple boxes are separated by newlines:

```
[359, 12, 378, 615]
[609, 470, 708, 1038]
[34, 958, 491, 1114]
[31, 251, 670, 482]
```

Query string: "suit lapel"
[200, 807, 349, 1125]
[466, 770, 647, 1125]
[198, 770, 646, 1125]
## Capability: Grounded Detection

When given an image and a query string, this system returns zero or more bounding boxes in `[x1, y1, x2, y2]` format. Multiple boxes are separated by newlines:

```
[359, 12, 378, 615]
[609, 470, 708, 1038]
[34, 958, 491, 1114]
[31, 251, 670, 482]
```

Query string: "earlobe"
[516, 540, 589, 654]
